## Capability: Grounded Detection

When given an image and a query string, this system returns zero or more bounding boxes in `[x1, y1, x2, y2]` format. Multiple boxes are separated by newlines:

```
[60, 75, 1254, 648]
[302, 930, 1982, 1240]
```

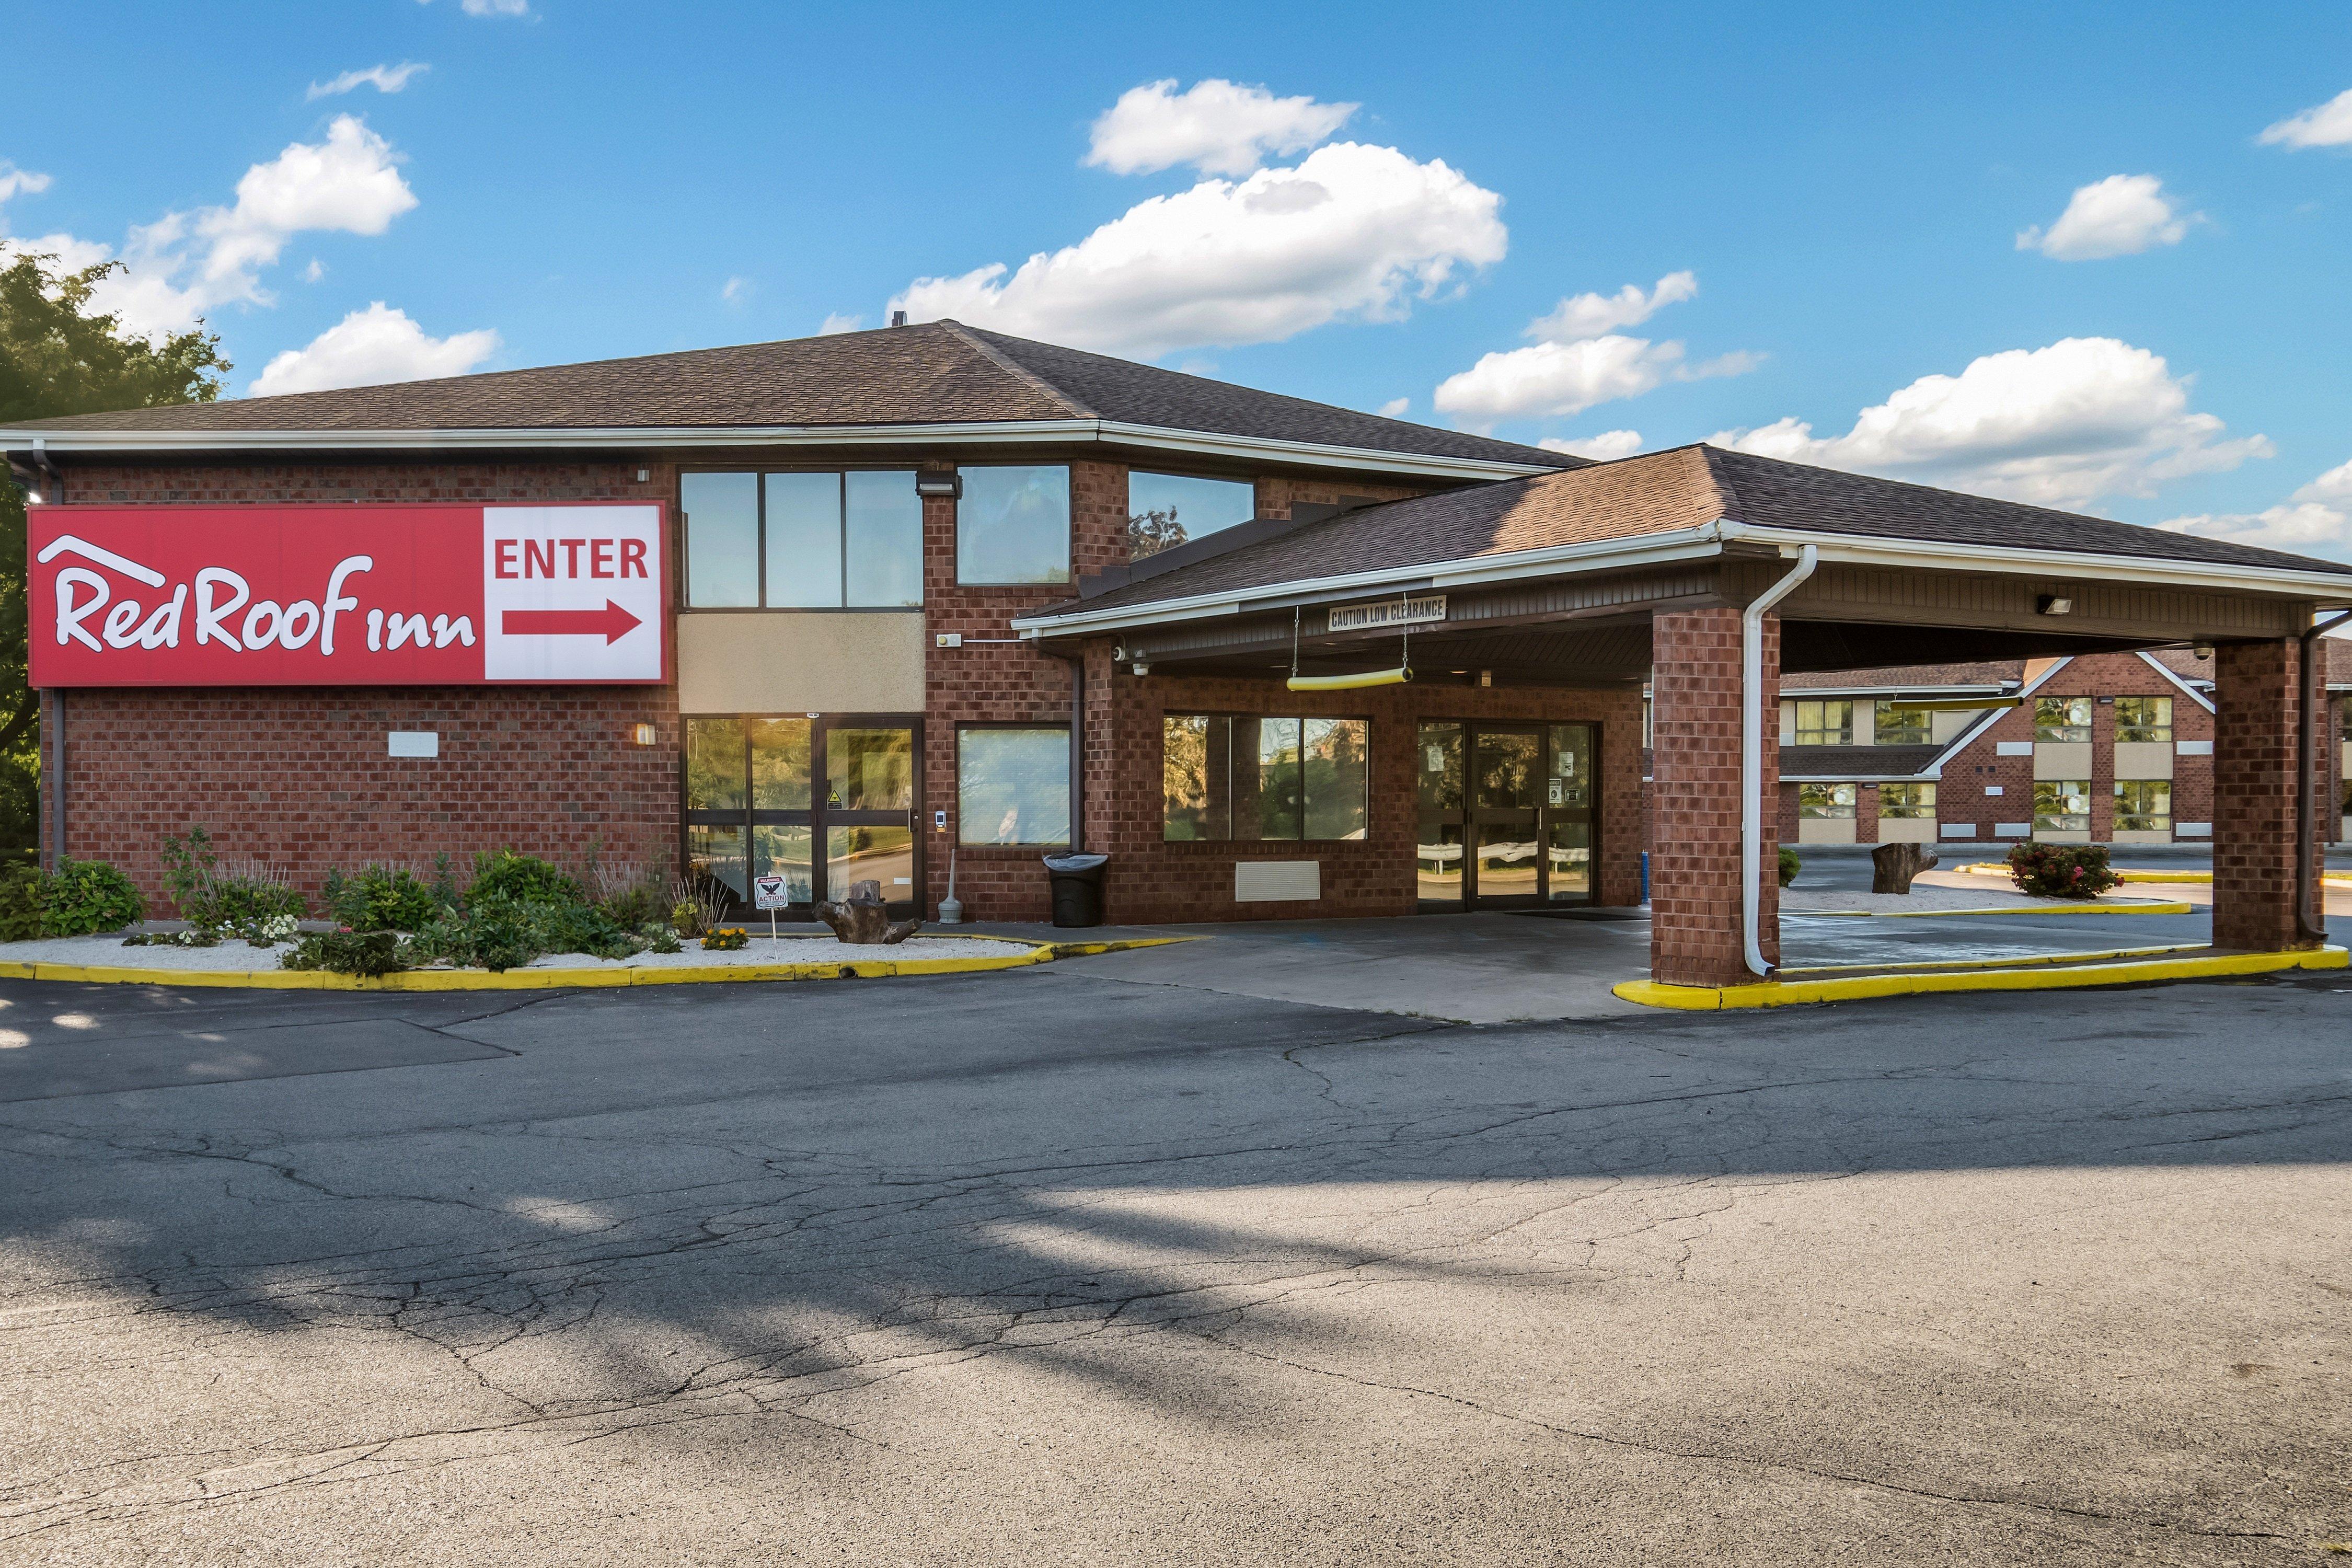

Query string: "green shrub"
[2005, 841, 2122, 900]
[281, 929, 406, 976]
[468, 849, 580, 906]
[0, 864, 42, 942]
[322, 864, 445, 932]
[1777, 846, 1802, 888]
[402, 894, 643, 972]
[42, 858, 145, 937]
[160, 826, 305, 935]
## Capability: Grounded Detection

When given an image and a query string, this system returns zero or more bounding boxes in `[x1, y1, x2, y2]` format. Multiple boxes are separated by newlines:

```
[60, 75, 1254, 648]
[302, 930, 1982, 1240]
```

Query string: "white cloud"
[890, 140, 1505, 359]
[418, 0, 530, 15]
[720, 275, 751, 305]
[2160, 457, 2352, 558]
[2016, 174, 2195, 261]
[249, 302, 498, 397]
[308, 62, 428, 99]
[1377, 396, 1409, 418]
[1433, 271, 1751, 426]
[1085, 78, 1357, 177]
[301, 258, 325, 282]
[817, 312, 863, 335]
[0, 115, 416, 339]
[0, 163, 51, 203]
[2259, 87, 2352, 150]
[1540, 429, 1643, 461]
[1708, 337, 2272, 509]
[1525, 271, 1696, 342]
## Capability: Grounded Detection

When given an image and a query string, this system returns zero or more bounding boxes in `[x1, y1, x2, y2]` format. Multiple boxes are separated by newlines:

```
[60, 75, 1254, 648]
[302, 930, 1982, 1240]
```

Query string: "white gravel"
[0, 932, 1035, 973]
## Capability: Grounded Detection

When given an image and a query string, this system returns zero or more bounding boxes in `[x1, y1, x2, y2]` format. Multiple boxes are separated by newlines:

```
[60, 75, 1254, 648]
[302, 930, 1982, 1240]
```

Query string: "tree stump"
[813, 880, 924, 945]
[1871, 841, 1938, 895]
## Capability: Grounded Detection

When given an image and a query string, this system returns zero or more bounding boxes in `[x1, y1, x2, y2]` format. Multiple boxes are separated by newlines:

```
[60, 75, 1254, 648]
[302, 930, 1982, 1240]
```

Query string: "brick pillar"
[1651, 607, 1780, 985]
[2212, 639, 2313, 951]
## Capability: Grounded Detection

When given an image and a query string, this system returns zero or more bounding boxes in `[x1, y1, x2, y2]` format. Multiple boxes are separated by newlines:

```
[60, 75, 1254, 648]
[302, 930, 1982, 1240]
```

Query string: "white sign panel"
[1327, 594, 1445, 633]
[481, 505, 665, 682]
[751, 873, 794, 910]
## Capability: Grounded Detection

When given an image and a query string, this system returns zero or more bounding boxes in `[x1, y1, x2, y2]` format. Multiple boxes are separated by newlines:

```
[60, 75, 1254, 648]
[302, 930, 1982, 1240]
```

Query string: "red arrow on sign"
[500, 601, 643, 644]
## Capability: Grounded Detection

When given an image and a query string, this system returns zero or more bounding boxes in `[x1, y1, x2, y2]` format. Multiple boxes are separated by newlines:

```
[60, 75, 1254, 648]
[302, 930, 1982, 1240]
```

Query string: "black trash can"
[1041, 852, 1110, 928]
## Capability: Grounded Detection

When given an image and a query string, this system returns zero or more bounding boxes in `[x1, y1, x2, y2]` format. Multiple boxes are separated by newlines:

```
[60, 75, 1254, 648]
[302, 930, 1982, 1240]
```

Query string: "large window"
[1797, 782, 1856, 819]
[958, 466, 1070, 585]
[1878, 781, 1937, 819]
[2115, 696, 2173, 743]
[1792, 700, 1853, 746]
[2034, 779, 2091, 833]
[959, 727, 1070, 846]
[681, 469, 923, 608]
[2035, 696, 2093, 743]
[685, 716, 814, 902]
[1127, 471, 1255, 559]
[2114, 779, 2172, 832]
[1873, 701, 1929, 745]
[1163, 714, 1369, 841]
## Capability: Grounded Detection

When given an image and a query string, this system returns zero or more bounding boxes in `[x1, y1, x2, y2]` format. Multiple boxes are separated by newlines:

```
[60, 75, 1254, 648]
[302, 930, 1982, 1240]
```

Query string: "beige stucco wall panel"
[677, 612, 926, 714]
[1797, 817, 1857, 845]
[2113, 741, 2174, 780]
[1876, 817, 1936, 843]
[2034, 742, 2093, 780]
[2113, 829, 2172, 845]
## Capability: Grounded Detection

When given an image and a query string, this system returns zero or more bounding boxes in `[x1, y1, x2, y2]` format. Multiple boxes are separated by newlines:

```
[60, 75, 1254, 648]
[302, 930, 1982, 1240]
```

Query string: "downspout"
[1743, 544, 1818, 978]
[2297, 610, 2352, 944]
[1049, 648, 1085, 852]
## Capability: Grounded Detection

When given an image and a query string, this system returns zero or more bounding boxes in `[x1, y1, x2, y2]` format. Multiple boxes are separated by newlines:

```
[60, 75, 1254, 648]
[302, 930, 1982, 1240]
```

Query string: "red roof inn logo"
[29, 503, 667, 687]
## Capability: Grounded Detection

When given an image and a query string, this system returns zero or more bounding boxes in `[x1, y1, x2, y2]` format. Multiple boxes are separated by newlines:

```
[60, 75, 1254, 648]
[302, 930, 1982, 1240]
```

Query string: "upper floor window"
[1791, 700, 1852, 746]
[2115, 696, 2173, 743]
[1873, 700, 1930, 745]
[1127, 471, 1256, 559]
[958, 465, 1070, 585]
[2035, 696, 2093, 744]
[681, 469, 922, 608]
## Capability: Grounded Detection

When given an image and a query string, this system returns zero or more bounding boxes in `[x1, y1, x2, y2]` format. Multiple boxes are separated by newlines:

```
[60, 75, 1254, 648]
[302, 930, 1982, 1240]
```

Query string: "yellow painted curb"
[1790, 900, 2195, 918]
[0, 936, 1193, 991]
[1959, 863, 2351, 887]
[1780, 942, 2204, 977]
[1614, 945, 2348, 1010]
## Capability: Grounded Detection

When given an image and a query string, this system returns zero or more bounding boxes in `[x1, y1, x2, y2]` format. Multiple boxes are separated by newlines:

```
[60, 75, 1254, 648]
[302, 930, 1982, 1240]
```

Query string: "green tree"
[0, 253, 228, 845]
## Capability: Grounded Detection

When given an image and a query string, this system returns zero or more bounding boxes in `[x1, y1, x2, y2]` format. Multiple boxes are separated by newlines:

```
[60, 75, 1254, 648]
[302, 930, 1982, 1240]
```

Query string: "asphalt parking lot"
[3, 953, 2350, 1565]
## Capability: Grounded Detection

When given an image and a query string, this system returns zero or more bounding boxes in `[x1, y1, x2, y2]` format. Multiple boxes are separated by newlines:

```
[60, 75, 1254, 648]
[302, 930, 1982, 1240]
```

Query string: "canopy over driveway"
[1016, 445, 2352, 988]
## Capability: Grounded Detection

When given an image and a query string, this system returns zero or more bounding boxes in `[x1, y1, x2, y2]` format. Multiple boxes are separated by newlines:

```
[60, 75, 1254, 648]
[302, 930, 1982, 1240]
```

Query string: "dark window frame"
[1159, 710, 1373, 843]
[679, 710, 925, 913]
[677, 465, 926, 612]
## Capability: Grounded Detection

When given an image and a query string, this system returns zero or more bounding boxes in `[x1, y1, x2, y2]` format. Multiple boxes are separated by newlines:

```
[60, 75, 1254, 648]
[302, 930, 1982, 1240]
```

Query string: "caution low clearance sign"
[30, 503, 667, 687]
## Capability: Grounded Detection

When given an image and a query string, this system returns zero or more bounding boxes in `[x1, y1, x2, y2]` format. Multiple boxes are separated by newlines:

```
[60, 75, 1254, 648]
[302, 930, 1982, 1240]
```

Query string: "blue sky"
[6, 2, 2350, 555]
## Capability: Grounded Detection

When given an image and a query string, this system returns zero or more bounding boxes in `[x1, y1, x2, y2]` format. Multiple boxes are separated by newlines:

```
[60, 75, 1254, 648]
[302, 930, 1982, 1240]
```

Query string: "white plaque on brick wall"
[1944, 823, 1977, 837]
[1996, 741, 2033, 757]
[2175, 740, 2213, 756]
[1235, 861, 1321, 902]
[1994, 822, 2031, 838]
[2175, 822, 2212, 837]
[388, 731, 440, 759]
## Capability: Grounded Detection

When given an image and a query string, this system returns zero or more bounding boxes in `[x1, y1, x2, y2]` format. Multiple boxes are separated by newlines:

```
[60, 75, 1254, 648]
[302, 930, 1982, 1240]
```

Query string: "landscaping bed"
[0, 931, 1028, 973]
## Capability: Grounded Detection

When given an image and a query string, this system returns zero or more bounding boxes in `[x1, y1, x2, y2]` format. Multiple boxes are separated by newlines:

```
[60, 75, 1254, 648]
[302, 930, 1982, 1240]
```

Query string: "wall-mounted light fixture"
[914, 471, 962, 500]
[2036, 595, 2073, 616]
[2192, 643, 2213, 660]
[1132, 661, 1150, 676]
[631, 723, 658, 746]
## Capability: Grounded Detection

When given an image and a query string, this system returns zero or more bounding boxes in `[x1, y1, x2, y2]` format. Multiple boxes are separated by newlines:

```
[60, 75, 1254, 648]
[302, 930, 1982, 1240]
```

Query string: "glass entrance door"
[685, 714, 923, 914]
[1415, 719, 1599, 910]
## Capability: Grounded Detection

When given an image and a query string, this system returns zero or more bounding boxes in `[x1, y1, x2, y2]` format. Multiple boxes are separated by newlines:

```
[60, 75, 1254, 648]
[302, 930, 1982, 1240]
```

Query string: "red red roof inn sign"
[29, 503, 667, 686]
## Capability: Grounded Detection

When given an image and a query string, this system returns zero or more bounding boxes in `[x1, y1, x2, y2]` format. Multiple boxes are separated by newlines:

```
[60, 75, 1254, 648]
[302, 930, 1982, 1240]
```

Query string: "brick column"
[1651, 607, 1779, 986]
[2212, 639, 2314, 951]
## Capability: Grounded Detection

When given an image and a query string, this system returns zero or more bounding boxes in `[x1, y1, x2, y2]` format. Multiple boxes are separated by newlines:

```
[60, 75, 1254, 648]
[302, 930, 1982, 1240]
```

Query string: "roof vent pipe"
[1742, 544, 1817, 979]
[891, 310, 908, 328]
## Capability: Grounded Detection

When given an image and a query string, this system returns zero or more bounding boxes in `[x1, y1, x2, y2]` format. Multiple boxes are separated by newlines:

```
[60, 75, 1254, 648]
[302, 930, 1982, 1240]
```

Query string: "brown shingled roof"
[9, 320, 1575, 469]
[1052, 443, 2352, 617]
[1781, 661, 2025, 691]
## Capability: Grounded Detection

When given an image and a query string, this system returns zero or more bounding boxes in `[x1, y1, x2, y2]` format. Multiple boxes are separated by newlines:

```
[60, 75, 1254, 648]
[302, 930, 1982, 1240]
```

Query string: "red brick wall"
[1254, 475, 1439, 520]
[922, 459, 1127, 920]
[2212, 639, 2313, 950]
[40, 459, 679, 908]
[1650, 607, 1777, 987]
[1070, 664, 1641, 926]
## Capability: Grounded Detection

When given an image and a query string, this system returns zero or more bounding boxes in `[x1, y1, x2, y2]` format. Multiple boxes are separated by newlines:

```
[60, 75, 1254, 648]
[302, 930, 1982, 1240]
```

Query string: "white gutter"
[1744, 544, 1817, 979]
[0, 416, 1555, 483]
[1717, 521, 2352, 604]
[1012, 524, 1727, 638]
